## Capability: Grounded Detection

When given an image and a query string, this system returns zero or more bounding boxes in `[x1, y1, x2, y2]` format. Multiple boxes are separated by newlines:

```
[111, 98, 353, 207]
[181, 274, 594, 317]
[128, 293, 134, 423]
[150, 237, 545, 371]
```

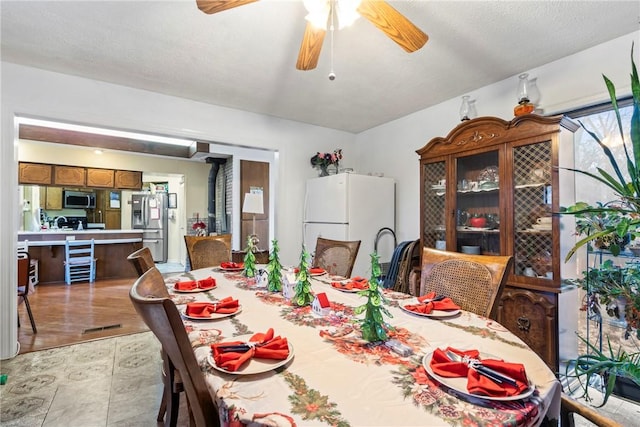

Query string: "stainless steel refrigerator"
[131, 192, 168, 262]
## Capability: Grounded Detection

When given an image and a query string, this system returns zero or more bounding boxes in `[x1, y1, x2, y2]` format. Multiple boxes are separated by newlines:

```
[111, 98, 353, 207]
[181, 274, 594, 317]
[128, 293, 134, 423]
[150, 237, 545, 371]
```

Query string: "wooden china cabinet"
[416, 115, 579, 371]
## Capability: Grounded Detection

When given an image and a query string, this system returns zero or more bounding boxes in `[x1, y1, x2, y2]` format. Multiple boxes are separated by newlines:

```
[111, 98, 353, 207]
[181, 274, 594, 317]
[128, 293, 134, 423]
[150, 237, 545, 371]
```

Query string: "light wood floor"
[17, 277, 149, 354]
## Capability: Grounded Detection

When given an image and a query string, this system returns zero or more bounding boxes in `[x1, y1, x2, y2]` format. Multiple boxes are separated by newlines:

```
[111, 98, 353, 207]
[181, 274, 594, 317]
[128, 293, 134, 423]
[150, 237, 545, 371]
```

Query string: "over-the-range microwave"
[63, 190, 96, 209]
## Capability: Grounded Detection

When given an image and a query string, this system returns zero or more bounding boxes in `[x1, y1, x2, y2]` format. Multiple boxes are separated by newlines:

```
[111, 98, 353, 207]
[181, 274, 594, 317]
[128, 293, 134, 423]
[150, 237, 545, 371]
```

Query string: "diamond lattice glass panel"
[423, 162, 446, 248]
[513, 141, 552, 277]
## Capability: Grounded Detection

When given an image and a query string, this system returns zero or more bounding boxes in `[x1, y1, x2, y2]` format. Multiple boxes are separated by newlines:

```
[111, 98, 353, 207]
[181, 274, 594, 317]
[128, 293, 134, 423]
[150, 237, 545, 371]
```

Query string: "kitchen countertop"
[18, 229, 143, 246]
[19, 229, 142, 235]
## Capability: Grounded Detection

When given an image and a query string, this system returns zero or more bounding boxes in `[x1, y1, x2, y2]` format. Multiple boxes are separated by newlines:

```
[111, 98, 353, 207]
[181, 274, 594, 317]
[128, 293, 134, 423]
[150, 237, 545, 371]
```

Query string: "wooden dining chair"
[560, 392, 623, 427]
[130, 267, 221, 427]
[313, 237, 361, 277]
[184, 234, 231, 270]
[18, 249, 37, 333]
[127, 246, 156, 276]
[126, 246, 183, 425]
[418, 248, 513, 319]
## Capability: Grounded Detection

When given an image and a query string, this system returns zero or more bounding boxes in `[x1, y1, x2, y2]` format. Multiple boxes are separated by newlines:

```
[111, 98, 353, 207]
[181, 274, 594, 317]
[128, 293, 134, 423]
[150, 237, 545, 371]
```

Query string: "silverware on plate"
[445, 350, 519, 387]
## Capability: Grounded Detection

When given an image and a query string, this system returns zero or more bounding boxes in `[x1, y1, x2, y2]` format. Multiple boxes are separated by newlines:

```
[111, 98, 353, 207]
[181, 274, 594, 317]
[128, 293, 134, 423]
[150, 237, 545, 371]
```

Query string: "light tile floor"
[0, 332, 164, 427]
[2, 330, 638, 426]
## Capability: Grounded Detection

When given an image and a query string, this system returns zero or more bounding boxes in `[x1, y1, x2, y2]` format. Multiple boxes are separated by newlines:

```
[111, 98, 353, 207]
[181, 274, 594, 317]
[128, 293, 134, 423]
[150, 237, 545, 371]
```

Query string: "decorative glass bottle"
[468, 99, 478, 120]
[459, 95, 471, 121]
[514, 73, 535, 116]
[528, 77, 542, 113]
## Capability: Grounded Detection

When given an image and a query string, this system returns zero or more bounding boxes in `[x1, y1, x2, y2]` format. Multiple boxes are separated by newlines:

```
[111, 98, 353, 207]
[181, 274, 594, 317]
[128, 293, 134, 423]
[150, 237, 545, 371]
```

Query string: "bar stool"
[64, 239, 96, 284]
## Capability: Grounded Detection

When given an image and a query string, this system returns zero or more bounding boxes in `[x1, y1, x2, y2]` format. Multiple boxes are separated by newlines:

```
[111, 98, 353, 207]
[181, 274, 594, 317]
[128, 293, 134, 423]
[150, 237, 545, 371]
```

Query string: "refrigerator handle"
[143, 196, 148, 228]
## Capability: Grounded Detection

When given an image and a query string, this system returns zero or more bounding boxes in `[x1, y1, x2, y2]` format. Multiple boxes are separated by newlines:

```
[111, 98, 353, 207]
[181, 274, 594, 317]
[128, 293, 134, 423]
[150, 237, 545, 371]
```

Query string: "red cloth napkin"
[331, 276, 369, 290]
[429, 347, 530, 397]
[211, 328, 290, 372]
[174, 277, 217, 291]
[185, 297, 239, 317]
[403, 292, 460, 314]
[221, 262, 243, 269]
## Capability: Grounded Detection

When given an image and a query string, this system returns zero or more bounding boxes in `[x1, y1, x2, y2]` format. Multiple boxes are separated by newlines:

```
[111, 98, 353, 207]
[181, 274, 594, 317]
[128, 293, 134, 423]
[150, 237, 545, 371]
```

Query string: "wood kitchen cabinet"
[53, 165, 85, 186]
[87, 168, 115, 188]
[19, 162, 142, 190]
[114, 170, 142, 189]
[43, 186, 63, 210]
[416, 115, 579, 371]
[19, 162, 52, 185]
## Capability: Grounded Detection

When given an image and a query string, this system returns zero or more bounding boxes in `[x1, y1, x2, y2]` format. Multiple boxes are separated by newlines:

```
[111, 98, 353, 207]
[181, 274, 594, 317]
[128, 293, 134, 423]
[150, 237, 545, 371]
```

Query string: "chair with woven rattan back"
[560, 392, 623, 427]
[130, 267, 221, 427]
[418, 248, 513, 319]
[313, 237, 361, 278]
[127, 246, 156, 277]
[184, 234, 231, 270]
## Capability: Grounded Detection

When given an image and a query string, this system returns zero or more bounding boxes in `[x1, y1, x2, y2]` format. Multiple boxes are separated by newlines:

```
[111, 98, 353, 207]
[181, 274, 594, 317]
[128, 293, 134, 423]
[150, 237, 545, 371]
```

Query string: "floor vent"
[82, 324, 122, 334]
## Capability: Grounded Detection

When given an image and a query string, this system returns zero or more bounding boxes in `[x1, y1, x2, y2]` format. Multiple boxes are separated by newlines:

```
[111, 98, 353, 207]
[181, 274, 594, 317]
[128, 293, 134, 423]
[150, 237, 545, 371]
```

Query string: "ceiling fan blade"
[357, 0, 428, 53]
[296, 22, 326, 71]
[196, 0, 259, 14]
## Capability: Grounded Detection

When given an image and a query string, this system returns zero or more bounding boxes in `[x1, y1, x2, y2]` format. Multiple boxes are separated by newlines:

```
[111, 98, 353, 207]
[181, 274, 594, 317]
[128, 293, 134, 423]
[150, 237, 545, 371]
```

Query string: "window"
[567, 98, 634, 208]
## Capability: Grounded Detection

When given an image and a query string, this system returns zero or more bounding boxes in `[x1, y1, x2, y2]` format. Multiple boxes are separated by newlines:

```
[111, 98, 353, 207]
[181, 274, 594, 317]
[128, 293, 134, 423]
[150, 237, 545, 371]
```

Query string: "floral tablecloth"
[165, 269, 561, 427]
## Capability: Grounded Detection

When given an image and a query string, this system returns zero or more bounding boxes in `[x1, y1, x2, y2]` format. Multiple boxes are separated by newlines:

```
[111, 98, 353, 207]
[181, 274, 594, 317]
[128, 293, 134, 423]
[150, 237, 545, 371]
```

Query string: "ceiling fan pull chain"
[329, 0, 336, 80]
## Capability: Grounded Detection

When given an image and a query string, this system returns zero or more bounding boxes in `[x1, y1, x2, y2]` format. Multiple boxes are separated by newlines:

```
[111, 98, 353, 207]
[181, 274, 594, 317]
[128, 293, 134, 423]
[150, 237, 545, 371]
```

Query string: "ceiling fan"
[196, 0, 428, 71]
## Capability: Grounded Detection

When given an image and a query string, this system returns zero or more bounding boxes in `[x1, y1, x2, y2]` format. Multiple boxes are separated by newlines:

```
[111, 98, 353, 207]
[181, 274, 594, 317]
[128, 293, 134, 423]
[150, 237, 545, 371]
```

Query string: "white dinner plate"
[173, 284, 217, 293]
[399, 303, 460, 318]
[207, 336, 294, 375]
[422, 351, 535, 401]
[295, 269, 326, 277]
[182, 305, 242, 320]
[330, 284, 368, 293]
[219, 266, 244, 272]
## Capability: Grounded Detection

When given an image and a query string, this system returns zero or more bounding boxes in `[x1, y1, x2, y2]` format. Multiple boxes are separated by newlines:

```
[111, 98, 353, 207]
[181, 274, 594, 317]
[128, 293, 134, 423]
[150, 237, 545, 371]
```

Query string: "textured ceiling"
[1, 1, 639, 133]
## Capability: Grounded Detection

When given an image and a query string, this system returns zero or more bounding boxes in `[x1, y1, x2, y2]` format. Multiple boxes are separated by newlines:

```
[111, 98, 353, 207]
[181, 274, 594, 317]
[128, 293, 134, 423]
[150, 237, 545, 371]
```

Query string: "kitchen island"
[18, 230, 143, 284]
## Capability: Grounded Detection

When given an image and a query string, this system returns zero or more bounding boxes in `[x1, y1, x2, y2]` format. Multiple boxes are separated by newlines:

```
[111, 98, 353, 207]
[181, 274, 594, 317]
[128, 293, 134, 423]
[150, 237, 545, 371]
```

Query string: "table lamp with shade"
[242, 192, 264, 249]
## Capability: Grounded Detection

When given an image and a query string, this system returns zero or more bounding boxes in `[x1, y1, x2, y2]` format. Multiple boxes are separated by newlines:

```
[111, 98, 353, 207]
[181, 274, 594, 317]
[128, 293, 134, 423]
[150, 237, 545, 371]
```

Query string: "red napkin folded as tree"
[174, 277, 217, 291]
[210, 328, 290, 372]
[331, 276, 369, 290]
[429, 346, 530, 397]
[403, 292, 460, 314]
[185, 297, 239, 317]
[221, 262, 243, 269]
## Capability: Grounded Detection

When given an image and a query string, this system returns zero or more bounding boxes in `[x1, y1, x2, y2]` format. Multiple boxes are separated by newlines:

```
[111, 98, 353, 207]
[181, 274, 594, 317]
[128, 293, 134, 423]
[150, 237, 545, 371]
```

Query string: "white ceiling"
[1, 1, 639, 133]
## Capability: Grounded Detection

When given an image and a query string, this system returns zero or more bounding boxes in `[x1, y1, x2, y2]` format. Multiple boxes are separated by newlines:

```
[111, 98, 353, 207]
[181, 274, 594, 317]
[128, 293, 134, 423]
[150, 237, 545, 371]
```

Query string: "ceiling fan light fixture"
[303, 0, 330, 29]
[336, 0, 362, 29]
[303, 0, 361, 30]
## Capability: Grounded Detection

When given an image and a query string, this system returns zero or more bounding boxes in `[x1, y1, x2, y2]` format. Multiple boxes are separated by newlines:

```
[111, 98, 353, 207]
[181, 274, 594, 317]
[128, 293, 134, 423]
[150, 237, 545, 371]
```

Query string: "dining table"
[164, 266, 561, 427]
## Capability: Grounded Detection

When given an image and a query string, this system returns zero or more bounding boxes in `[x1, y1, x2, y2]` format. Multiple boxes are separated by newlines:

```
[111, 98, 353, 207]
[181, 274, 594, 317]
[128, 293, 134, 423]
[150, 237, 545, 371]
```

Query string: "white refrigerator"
[303, 173, 395, 278]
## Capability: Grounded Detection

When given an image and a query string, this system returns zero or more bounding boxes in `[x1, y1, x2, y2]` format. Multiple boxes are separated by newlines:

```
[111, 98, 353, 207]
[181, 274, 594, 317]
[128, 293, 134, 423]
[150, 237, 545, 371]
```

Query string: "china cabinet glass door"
[454, 150, 500, 255]
[422, 161, 446, 249]
[512, 141, 553, 280]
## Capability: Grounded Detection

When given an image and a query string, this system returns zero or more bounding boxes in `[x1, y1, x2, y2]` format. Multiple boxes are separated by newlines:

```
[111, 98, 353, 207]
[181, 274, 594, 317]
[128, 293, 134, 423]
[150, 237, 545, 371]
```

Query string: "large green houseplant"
[562, 44, 640, 406]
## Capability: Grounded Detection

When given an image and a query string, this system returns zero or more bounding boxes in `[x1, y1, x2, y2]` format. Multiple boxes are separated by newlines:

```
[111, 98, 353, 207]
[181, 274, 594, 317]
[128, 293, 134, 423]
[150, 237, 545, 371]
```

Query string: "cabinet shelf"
[456, 227, 499, 233]
[457, 187, 499, 194]
[515, 182, 549, 189]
